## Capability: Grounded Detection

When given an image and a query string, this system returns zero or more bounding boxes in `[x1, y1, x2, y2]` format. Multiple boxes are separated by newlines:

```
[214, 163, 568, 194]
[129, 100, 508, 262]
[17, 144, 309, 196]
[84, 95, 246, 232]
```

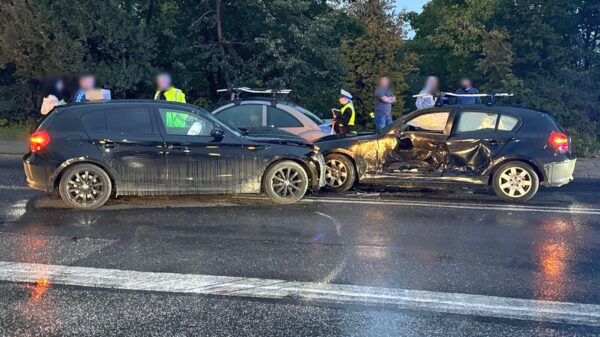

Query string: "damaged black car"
[23, 100, 326, 209]
[316, 105, 576, 202]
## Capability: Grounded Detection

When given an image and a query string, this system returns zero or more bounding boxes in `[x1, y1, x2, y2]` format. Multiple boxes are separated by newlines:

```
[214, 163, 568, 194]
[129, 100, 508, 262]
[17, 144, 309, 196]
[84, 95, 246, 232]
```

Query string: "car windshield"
[285, 103, 324, 124]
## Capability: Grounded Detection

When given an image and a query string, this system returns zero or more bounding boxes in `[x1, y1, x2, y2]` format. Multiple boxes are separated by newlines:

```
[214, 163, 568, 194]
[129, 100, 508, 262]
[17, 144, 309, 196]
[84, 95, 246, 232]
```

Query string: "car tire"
[262, 160, 309, 204]
[492, 161, 539, 203]
[324, 153, 356, 192]
[59, 163, 112, 209]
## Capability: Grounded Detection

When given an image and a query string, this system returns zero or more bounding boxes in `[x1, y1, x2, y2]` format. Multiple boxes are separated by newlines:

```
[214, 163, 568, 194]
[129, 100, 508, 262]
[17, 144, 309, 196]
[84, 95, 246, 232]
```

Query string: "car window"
[497, 114, 519, 132]
[216, 104, 263, 128]
[106, 107, 154, 135]
[159, 109, 213, 136]
[403, 112, 449, 132]
[267, 106, 302, 127]
[81, 110, 107, 137]
[286, 104, 323, 124]
[456, 111, 498, 133]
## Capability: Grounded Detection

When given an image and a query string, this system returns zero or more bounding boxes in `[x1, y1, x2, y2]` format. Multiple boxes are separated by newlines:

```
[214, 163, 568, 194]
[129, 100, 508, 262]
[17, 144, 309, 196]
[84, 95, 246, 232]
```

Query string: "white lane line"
[0, 261, 599, 326]
[305, 198, 600, 215]
[0, 185, 30, 190]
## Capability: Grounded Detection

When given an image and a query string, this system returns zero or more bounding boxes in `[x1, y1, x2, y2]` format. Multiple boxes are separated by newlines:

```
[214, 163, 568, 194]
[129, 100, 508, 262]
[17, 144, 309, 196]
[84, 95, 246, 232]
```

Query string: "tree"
[341, 0, 414, 124]
[407, 0, 599, 155]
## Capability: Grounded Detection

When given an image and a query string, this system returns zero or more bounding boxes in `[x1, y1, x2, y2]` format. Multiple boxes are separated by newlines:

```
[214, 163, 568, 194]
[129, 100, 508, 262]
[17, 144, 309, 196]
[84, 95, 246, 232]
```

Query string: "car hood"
[242, 127, 313, 147]
[317, 132, 377, 142]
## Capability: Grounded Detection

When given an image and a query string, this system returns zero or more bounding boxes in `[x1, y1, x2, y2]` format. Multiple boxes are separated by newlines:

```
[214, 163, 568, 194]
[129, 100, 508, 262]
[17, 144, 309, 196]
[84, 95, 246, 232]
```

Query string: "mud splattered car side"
[24, 100, 325, 208]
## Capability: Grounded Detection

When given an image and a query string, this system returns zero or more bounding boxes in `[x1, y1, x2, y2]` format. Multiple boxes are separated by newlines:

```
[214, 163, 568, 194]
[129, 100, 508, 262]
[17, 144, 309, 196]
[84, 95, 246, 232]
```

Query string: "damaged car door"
[380, 110, 454, 175]
[445, 110, 520, 176]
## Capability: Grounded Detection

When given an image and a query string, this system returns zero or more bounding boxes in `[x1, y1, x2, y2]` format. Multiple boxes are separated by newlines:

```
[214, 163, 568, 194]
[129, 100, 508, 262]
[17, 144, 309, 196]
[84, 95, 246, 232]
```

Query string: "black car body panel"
[23, 100, 325, 197]
[316, 105, 576, 189]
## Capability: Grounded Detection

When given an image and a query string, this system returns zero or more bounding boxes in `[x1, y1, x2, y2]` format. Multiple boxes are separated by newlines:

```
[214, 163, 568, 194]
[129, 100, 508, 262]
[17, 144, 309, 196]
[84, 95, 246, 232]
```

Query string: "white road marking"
[0, 185, 30, 190]
[4, 182, 600, 215]
[305, 197, 600, 215]
[0, 261, 599, 326]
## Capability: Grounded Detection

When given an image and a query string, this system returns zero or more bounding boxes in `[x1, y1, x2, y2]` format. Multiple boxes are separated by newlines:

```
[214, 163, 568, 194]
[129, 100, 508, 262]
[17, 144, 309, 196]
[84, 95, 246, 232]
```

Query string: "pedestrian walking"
[374, 77, 396, 131]
[333, 89, 356, 136]
[415, 76, 440, 110]
[154, 73, 187, 128]
[73, 74, 96, 103]
[40, 77, 67, 115]
[455, 78, 481, 104]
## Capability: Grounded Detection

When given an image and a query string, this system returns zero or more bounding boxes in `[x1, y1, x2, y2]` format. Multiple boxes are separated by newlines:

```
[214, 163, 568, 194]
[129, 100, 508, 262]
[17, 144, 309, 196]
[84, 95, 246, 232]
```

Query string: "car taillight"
[548, 131, 569, 153]
[29, 130, 51, 153]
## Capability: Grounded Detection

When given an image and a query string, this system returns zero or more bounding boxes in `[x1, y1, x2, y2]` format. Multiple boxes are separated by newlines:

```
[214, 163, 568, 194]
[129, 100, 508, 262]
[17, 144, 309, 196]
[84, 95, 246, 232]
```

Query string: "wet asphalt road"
[0, 156, 599, 336]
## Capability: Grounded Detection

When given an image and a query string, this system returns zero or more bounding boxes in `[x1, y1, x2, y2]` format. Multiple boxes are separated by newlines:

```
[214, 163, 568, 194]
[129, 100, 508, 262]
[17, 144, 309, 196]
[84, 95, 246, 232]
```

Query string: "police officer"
[334, 89, 355, 135]
[154, 73, 187, 128]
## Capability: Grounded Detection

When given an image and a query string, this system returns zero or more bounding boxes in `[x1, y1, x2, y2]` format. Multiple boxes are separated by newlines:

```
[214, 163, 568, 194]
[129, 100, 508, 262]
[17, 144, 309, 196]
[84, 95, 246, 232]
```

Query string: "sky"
[395, 0, 428, 38]
[395, 0, 428, 13]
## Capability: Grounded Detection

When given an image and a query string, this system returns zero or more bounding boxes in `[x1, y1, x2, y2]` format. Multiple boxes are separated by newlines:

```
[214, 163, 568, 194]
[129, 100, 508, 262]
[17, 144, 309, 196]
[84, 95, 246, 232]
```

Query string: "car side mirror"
[211, 127, 225, 140]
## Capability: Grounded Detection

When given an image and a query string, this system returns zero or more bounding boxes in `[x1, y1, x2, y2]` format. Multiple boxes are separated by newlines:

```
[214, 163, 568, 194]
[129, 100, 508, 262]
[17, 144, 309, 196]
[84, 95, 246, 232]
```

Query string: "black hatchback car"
[317, 105, 576, 202]
[24, 100, 326, 209]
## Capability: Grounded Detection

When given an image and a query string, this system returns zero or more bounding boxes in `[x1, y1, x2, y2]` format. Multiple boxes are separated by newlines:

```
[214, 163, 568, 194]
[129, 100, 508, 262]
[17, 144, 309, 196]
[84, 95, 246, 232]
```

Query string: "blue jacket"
[456, 87, 481, 104]
[73, 89, 86, 103]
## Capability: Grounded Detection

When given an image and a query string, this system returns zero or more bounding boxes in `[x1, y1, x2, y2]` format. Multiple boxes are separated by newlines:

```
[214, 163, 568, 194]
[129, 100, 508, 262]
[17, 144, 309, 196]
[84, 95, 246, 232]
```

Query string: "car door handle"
[99, 139, 116, 148]
[169, 143, 190, 151]
[488, 140, 499, 146]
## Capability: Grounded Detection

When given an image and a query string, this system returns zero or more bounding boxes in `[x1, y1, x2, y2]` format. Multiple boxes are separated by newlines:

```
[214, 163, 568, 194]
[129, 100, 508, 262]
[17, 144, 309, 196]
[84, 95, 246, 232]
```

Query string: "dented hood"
[242, 127, 313, 147]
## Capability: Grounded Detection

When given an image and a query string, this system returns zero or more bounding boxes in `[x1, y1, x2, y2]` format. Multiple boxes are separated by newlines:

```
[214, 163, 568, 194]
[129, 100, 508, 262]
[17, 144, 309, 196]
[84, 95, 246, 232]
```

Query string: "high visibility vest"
[154, 87, 186, 103]
[154, 87, 187, 128]
[340, 103, 355, 126]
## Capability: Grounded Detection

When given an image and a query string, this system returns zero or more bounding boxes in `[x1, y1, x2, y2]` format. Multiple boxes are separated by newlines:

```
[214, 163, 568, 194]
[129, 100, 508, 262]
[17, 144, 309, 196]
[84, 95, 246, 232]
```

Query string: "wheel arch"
[487, 157, 545, 185]
[260, 157, 317, 193]
[50, 158, 120, 194]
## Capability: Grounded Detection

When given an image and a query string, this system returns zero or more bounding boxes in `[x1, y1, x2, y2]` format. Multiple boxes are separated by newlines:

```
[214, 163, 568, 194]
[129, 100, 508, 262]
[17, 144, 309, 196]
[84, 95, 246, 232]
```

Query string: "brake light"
[29, 130, 51, 153]
[548, 131, 569, 153]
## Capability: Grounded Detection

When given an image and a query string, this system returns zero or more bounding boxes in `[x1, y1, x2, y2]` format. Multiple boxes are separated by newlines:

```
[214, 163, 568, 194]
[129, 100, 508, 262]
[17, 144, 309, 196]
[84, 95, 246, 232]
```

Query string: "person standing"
[154, 73, 187, 128]
[73, 74, 96, 103]
[41, 77, 67, 115]
[374, 77, 396, 131]
[455, 78, 481, 104]
[415, 76, 440, 110]
[334, 89, 356, 135]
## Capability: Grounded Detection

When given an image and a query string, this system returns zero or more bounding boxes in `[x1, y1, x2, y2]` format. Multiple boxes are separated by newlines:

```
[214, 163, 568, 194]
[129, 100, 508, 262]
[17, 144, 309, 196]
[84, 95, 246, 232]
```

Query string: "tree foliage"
[341, 0, 415, 123]
[407, 0, 600, 155]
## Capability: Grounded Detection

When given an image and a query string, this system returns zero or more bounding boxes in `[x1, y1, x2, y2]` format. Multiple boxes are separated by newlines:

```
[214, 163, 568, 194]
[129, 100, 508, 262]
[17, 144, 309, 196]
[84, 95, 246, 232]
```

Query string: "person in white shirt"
[415, 76, 440, 110]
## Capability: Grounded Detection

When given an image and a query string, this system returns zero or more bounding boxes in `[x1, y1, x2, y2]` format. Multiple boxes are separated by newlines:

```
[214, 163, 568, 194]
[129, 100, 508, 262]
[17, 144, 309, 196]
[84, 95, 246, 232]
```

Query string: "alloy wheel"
[66, 170, 106, 206]
[497, 166, 532, 198]
[325, 159, 348, 188]
[271, 166, 304, 199]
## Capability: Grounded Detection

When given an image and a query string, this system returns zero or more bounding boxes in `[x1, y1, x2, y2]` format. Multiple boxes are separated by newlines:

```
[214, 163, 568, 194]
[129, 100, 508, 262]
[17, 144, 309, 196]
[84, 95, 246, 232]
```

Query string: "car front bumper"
[543, 158, 576, 187]
[304, 152, 326, 191]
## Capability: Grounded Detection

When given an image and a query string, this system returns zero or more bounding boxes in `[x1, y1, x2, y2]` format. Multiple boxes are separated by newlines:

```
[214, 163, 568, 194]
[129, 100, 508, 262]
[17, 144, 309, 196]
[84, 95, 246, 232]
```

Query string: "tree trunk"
[215, 0, 232, 96]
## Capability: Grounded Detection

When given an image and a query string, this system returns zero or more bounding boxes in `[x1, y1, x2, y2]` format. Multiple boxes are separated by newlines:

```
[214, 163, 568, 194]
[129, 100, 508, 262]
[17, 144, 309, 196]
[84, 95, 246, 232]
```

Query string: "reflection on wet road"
[1, 157, 600, 336]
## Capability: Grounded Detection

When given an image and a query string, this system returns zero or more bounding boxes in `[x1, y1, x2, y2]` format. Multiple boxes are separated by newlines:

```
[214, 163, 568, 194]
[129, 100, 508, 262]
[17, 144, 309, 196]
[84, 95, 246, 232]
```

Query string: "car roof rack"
[412, 92, 514, 105]
[217, 87, 291, 100]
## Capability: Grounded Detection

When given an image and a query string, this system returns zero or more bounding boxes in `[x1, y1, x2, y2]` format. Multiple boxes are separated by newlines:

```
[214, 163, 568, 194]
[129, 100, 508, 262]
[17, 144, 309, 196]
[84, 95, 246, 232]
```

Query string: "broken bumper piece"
[543, 159, 576, 187]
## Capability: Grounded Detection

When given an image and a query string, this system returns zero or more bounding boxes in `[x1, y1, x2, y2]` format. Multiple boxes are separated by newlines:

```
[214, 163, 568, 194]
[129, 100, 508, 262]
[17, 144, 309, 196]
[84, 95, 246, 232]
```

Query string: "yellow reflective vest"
[154, 87, 187, 128]
[340, 103, 356, 126]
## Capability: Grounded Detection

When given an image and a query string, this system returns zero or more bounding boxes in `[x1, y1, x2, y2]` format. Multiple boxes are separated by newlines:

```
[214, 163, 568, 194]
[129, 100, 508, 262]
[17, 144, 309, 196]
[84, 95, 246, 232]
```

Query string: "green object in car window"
[165, 111, 189, 128]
